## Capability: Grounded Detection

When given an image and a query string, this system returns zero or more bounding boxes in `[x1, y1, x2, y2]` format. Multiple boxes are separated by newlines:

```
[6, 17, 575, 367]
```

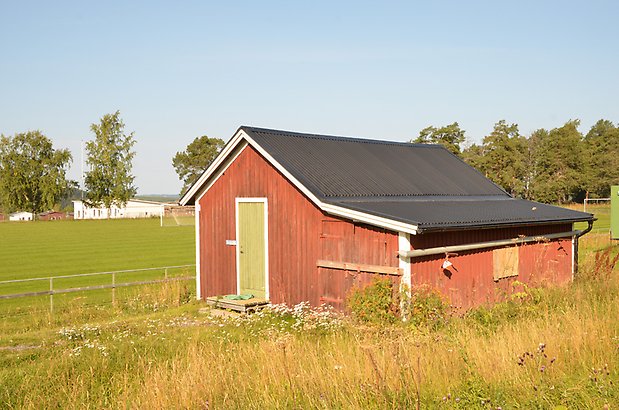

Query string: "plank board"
[206, 296, 269, 313]
[317, 259, 402, 276]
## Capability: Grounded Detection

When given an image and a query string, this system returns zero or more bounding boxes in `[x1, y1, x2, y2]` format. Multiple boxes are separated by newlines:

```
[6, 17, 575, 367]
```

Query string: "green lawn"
[0, 218, 196, 324]
[0, 218, 195, 281]
[568, 203, 610, 233]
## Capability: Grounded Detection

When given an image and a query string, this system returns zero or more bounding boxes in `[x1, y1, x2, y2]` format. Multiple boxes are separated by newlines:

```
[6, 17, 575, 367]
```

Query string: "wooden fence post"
[112, 272, 116, 306]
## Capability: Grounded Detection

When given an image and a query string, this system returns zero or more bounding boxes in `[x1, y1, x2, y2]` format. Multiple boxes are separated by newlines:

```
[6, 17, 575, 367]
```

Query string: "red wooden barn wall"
[197, 144, 399, 307]
[408, 224, 573, 310]
[198, 142, 575, 310]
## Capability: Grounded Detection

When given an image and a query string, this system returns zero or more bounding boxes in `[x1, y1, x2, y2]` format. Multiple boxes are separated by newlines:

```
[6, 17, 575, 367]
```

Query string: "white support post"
[195, 203, 201, 300]
[398, 232, 412, 320]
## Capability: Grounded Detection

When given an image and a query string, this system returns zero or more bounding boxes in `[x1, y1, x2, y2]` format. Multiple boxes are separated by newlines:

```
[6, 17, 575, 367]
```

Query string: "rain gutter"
[398, 229, 586, 259]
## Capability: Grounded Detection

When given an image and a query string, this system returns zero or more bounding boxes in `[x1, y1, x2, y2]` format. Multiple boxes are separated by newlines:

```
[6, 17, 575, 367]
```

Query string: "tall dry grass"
[2, 235, 618, 409]
[121, 288, 617, 409]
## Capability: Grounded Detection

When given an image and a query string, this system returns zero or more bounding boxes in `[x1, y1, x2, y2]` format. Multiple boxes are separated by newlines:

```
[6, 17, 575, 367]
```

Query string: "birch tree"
[84, 111, 137, 217]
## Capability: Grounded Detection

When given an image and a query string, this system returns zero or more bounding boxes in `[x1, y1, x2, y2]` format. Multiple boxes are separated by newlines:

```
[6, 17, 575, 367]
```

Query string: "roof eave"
[416, 216, 596, 234]
[179, 127, 247, 206]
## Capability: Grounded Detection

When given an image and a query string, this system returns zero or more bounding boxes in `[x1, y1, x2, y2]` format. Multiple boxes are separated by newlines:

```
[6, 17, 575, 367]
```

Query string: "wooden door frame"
[235, 197, 270, 299]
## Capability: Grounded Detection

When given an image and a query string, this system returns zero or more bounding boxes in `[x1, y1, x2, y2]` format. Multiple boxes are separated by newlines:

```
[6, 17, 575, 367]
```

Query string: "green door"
[237, 201, 267, 299]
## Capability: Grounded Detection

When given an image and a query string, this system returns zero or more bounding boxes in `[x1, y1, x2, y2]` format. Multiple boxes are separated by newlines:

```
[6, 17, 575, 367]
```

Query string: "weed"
[590, 245, 619, 280]
[347, 277, 399, 324]
[463, 282, 545, 332]
[401, 285, 450, 330]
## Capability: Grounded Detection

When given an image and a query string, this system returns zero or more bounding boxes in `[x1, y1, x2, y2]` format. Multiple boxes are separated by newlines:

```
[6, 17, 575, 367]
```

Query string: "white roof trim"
[194, 141, 248, 204]
[179, 129, 246, 205]
[180, 128, 419, 234]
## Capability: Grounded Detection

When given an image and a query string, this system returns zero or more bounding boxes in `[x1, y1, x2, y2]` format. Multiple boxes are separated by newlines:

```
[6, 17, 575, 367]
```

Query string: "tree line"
[412, 119, 619, 203]
[177, 119, 619, 204]
[2, 116, 617, 218]
[0, 111, 136, 218]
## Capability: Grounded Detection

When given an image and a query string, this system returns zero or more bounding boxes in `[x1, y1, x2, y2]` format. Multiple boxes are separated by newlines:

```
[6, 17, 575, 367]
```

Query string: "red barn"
[180, 127, 593, 310]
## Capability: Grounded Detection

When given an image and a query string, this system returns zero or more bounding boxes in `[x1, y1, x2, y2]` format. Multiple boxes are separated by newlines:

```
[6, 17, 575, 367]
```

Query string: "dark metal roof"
[239, 126, 594, 231]
[242, 127, 507, 198]
[330, 197, 593, 232]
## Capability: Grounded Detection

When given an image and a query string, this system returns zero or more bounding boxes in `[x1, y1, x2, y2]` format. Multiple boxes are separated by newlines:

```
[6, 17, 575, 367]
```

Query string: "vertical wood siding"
[408, 224, 573, 310]
[318, 220, 400, 309]
[198, 145, 399, 307]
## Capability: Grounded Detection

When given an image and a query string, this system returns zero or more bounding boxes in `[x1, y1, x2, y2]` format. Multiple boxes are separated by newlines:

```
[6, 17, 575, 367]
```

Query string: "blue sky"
[1, 1, 617, 195]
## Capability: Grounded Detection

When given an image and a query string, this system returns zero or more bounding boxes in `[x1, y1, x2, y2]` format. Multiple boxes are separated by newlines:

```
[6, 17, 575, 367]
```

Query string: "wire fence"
[0, 265, 195, 314]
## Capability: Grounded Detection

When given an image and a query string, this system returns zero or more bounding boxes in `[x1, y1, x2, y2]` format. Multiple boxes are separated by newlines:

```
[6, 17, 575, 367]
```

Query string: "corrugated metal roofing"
[243, 127, 507, 198]
[241, 127, 594, 231]
[332, 198, 592, 232]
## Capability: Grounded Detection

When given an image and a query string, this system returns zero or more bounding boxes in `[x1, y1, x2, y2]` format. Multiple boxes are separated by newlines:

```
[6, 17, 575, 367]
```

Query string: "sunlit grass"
[0, 218, 195, 281]
[567, 203, 610, 233]
[0, 223, 617, 408]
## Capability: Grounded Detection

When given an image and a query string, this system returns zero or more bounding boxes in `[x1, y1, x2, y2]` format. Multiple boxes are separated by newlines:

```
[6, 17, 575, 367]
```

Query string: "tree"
[475, 120, 528, 197]
[411, 122, 466, 155]
[173, 135, 225, 195]
[582, 119, 619, 197]
[0, 131, 74, 217]
[528, 120, 584, 203]
[84, 111, 137, 217]
[461, 142, 484, 170]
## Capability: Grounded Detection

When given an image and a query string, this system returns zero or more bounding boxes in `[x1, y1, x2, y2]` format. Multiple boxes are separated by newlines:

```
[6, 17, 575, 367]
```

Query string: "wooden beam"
[317, 260, 402, 276]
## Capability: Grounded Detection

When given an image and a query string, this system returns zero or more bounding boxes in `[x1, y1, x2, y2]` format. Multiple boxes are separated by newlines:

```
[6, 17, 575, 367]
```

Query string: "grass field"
[568, 203, 610, 234]
[0, 218, 195, 280]
[0, 218, 196, 323]
[1, 208, 618, 408]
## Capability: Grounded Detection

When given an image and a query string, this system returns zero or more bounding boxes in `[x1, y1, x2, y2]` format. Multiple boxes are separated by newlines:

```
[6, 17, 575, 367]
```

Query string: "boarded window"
[493, 246, 519, 281]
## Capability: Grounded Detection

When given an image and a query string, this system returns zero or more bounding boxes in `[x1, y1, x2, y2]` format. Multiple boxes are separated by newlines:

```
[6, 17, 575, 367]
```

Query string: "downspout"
[398, 229, 588, 259]
[573, 219, 594, 276]
[575, 220, 593, 239]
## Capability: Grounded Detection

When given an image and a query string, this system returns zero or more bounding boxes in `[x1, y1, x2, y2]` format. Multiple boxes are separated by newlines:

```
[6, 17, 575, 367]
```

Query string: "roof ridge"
[241, 125, 441, 148]
[328, 194, 512, 202]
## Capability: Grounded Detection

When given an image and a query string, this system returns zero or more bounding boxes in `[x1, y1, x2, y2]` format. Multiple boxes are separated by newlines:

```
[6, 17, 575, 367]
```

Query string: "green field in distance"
[0, 218, 195, 282]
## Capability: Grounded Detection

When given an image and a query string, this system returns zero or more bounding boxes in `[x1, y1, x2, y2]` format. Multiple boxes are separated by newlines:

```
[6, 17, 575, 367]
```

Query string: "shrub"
[346, 278, 398, 324]
[401, 286, 449, 330]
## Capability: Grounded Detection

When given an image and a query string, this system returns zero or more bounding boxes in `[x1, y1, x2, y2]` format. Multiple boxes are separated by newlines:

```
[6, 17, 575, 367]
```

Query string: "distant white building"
[73, 199, 166, 220]
[9, 211, 34, 221]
